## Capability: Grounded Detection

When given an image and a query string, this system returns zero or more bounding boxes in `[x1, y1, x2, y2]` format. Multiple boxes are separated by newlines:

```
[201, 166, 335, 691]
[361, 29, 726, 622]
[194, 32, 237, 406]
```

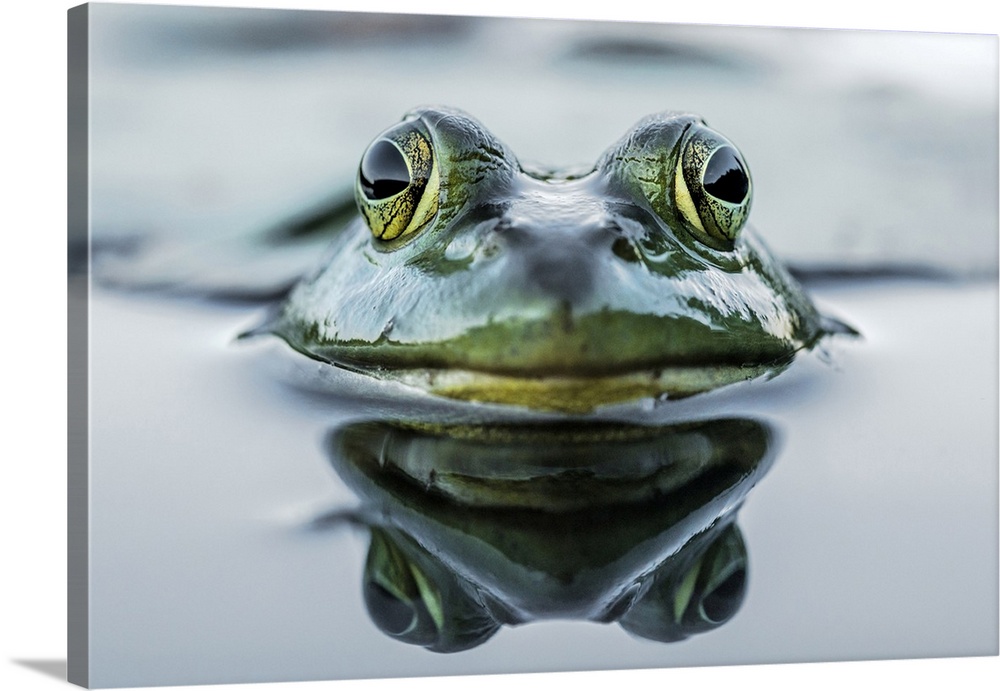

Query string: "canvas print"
[67, 3, 998, 688]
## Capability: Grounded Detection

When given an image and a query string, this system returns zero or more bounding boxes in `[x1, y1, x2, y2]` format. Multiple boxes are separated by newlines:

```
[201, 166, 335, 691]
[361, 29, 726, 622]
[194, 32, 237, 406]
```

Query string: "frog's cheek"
[356, 125, 441, 241]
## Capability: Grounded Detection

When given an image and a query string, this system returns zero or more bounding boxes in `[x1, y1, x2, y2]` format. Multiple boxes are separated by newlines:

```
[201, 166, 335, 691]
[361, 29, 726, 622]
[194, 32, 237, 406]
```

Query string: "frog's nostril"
[612, 236, 642, 263]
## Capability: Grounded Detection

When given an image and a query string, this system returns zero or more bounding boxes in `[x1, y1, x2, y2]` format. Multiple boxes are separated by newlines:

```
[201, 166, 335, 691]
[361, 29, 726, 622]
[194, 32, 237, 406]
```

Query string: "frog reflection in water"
[321, 418, 775, 651]
[256, 106, 852, 413]
[259, 108, 833, 648]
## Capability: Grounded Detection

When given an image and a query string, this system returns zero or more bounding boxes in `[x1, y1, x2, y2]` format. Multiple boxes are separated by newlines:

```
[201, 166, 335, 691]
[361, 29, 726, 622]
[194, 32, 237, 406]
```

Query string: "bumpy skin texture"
[263, 106, 835, 412]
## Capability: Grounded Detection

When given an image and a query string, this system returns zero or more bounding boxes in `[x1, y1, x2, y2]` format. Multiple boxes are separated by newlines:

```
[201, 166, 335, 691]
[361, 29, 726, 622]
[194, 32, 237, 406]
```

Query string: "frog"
[253, 106, 852, 413]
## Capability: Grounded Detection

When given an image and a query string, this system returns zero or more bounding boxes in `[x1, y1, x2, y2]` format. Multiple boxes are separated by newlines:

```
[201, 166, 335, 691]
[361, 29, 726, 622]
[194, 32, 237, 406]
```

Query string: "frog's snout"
[489, 211, 626, 304]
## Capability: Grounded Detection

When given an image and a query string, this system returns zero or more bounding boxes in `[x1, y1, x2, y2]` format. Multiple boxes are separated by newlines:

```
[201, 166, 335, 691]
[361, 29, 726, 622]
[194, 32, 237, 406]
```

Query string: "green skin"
[264, 106, 842, 413]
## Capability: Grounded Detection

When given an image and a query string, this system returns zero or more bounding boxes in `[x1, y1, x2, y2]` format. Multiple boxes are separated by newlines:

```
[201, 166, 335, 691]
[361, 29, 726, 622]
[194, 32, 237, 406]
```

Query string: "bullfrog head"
[259, 106, 847, 413]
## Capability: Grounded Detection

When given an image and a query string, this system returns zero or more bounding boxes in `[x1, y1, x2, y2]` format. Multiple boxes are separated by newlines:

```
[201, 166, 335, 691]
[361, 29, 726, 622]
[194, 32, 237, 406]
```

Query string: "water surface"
[85, 278, 998, 687]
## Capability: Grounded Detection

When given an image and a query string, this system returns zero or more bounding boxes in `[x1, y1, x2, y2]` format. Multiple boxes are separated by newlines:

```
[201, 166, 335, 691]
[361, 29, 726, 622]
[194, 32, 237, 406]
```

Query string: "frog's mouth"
[260, 305, 829, 413]
[338, 359, 794, 414]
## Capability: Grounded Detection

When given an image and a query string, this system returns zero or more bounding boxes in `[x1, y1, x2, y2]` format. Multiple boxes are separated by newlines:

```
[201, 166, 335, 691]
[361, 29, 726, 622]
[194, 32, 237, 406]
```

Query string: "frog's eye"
[362, 528, 442, 645]
[362, 528, 501, 652]
[356, 122, 440, 241]
[617, 523, 747, 642]
[673, 126, 752, 248]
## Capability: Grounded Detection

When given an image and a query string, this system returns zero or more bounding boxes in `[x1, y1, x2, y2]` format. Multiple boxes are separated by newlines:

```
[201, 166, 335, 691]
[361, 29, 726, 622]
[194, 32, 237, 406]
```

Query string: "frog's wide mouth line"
[257, 328, 804, 413]
[253, 320, 813, 412]
[362, 361, 790, 413]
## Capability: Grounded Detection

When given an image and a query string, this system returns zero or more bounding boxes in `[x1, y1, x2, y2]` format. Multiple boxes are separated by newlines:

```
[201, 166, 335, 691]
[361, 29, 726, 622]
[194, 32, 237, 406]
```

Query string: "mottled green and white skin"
[260, 106, 847, 413]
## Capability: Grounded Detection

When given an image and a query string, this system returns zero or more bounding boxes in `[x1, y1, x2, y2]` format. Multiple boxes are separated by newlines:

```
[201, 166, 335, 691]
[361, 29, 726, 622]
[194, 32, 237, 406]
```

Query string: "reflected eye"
[355, 121, 440, 241]
[364, 581, 418, 635]
[674, 523, 747, 630]
[617, 523, 748, 643]
[697, 565, 745, 624]
[674, 125, 752, 248]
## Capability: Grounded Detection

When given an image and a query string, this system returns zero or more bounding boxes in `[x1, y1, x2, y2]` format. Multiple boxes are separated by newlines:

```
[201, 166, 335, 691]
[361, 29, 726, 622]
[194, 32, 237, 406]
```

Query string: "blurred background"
[85, 3, 998, 292]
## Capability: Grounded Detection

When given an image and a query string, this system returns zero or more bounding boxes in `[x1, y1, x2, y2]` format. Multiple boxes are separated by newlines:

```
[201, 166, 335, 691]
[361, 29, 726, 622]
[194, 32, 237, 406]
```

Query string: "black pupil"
[364, 582, 416, 635]
[359, 140, 410, 200]
[700, 567, 746, 623]
[702, 147, 748, 204]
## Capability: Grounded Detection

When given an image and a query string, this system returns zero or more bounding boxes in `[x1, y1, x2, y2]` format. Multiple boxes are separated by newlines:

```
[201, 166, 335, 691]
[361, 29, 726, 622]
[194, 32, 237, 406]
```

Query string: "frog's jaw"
[354, 360, 792, 414]
[266, 296, 820, 413]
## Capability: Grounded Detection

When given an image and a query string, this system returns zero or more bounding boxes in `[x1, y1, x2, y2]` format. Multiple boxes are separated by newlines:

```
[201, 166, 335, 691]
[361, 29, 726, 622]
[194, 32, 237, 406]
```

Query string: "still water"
[85, 277, 997, 687]
[78, 4, 998, 687]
